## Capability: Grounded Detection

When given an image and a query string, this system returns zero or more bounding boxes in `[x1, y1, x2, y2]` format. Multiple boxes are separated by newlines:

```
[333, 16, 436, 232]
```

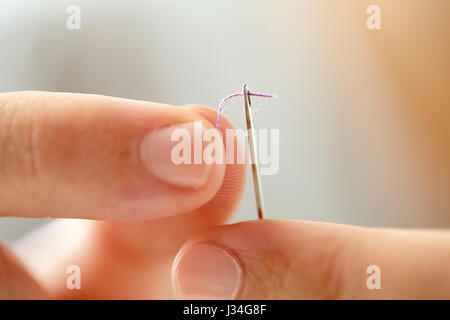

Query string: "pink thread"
[216, 91, 274, 129]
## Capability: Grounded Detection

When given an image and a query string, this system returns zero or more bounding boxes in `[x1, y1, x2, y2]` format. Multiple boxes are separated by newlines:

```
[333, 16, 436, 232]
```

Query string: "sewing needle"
[242, 84, 265, 219]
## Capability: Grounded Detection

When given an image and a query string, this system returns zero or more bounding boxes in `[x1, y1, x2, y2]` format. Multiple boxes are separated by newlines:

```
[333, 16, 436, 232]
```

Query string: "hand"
[3, 92, 449, 300]
[172, 220, 450, 299]
[0, 91, 245, 299]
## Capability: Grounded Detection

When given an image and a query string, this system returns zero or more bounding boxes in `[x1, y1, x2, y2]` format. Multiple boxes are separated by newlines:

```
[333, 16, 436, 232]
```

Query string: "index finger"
[0, 91, 226, 220]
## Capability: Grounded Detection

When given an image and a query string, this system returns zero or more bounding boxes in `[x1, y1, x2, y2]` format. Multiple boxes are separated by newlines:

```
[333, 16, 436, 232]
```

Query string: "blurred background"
[1, 0, 449, 243]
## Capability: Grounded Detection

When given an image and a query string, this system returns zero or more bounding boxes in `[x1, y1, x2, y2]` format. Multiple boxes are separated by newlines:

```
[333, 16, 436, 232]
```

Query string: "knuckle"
[293, 226, 350, 300]
[241, 249, 295, 299]
[241, 228, 350, 299]
[0, 92, 43, 190]
[316, 235, 348, 299]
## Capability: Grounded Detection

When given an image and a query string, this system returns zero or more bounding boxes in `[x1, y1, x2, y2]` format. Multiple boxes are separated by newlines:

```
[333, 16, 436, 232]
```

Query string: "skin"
[0, 91, 450, 299]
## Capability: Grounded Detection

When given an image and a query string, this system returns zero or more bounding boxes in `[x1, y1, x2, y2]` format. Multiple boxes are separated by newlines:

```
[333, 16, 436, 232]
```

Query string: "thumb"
[171, 220, 450, 299]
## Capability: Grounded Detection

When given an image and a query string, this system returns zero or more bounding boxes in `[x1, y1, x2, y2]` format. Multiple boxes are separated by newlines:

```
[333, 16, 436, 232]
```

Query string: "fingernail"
[140, 121, 216, 189]
[172, 243, 242, 300]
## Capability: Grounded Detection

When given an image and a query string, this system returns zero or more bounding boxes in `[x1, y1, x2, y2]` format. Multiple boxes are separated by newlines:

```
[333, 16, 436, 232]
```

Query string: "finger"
[0, 242, 46, 299]
[172, 220, 450, 299]
[0, 91, 225, 220]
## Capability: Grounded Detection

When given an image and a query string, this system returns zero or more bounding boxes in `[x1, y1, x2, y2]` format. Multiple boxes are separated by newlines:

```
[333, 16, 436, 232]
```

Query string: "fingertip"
[183, 104, 247, 220]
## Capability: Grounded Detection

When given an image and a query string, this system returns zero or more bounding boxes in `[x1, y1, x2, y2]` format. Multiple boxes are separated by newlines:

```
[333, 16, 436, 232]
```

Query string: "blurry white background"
[1, 0, 449, 242]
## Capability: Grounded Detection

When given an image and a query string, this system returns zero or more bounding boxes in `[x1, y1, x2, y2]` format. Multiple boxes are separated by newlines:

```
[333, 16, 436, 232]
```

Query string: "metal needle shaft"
[243, 84, 265, 219]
